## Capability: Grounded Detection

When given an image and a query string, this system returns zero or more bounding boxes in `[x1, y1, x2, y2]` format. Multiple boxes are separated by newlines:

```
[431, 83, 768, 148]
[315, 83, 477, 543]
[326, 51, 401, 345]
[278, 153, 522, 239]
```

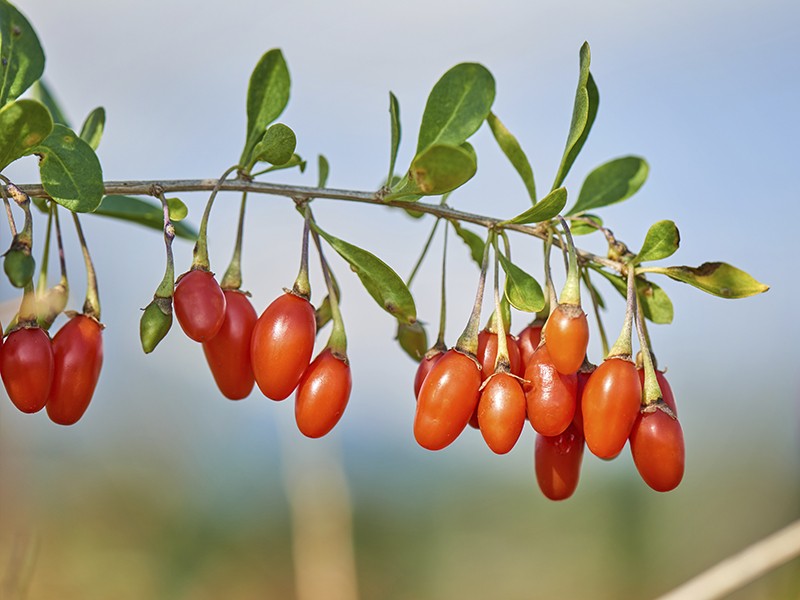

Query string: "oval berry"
[637, 368, 678, 415]
[414, 348, 445, 399]
[571, 367, 594, 435]
[523, 345, 577, 437]
[535, 424, 584, 501]
[46, 315, 104, 425]
[202, 290, 258, 400]
[630, 408, 685, 492]
[517, 323, 543, 367]
[173, 270, 226, 342]
[295, 349, 352, 438]
[0, 326, 53, 413]
[477, 330, 524, 379]
[414, 349, 481, 451]
[477, 372, 526, 454]
[543, 304, 589, 375]
[582, 357, 642, 459]
[251, 292, 316, 400]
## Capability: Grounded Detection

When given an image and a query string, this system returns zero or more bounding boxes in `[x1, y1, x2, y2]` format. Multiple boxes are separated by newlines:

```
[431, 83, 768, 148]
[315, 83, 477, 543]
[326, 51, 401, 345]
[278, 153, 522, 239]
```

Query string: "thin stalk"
[492, 238, 510, 372]
[291, 206, 312, 299]
[155, 192, 176, 299]
[607, 262, 636, 360]
[434, 223, 449, 349]
[18, 281, 37, 324]
[1, 184, 17, 237]
[220, 192, 248, 290]
[192, 164, 241, 271]
[635, 289, 663, 407]
[311, 227, 347, 358]
[556, 216, 580, 305]
[53, 205, 67, 288]
[406, 218, 440, 288]
[37, 203, 54, 296]
[72, 212, 101, 320]
[582, 268, 609, 357]
[455, 229, 493, 357]
[543, 235, 557, 314]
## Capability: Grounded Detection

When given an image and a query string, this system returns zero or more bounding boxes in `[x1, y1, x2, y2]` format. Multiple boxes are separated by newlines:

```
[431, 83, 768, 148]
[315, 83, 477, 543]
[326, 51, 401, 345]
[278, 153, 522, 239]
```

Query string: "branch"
[12, 179, 623, 273]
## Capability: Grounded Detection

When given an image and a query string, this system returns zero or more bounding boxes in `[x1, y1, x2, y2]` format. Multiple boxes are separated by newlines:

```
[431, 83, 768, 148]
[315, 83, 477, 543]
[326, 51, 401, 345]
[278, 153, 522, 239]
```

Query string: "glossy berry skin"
[638, 368, 678, 414]
[543, 304, 589, 375]
[0, 326, 53, 413]
[571, 369, 594, 435]
[414, 349, 481, 451]
[477, 330, 524, 379]
[202, 290, 258, 400]
[535, 424, 584, 501]
[173, 270, 227, 342]
[46, 315, 104, 425]
[582, 357, 642, 459]
[517, 323, 543, 367]
[477, 372, 526, 454]
[251, 293, 316, 400]
[414, 349, 444, 399]
[630, 408, 685, 492]
[523, 345, 577, 437]
[295, 349, 352, 438]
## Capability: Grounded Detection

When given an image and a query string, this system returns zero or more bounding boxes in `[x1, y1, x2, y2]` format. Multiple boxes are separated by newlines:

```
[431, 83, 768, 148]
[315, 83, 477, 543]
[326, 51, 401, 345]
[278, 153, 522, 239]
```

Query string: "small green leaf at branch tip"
[93, 195, 197, 240]
[569, 214, 603, 236]
[405, 143, 477, 197]
[487, 112, 535, 202]
[79, 107, 105, 151]
[416, 62, 495, 154]
[497, 253, 545, 313]
[592, 266, 673, 324]
[634, 220, 679, 263]
[0, 1, 45, 106]
[451, 221, 484, 267]
[314, 224, 417, 323]
[647, 262, 769, 299]
[33, 123, 104, 213]
[568, 156, 648, 215]
[166, 197, 188, 222]
[251, 122, 296, 167]
[0, 99, 53, 170]
[317, 154, 329, 188]
[388, 92, 401, 182]
[396, 320, 428, 361]
[505, 187, 566, 225]
[240, 49, 290, 166]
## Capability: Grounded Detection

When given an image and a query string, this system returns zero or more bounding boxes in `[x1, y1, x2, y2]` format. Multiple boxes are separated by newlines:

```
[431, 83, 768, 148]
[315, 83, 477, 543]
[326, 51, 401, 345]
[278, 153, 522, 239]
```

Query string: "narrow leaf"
[450, 220, 484, 267]
[635, 220, 679, 263]
[315, 225, 417, 323]
[569, 156, 649, 215]
[0, 0, 44, 106]
[31, 80, 69, 125]
[487, 112, 535, 202]
[317, 154, 329, 188]
[497, 253, 544, 312]
[240, 49, 290, 166]
[0, 98, 52, 170]
[570, 214, 603, 236]
[79, 107, 105, 151]
[649, 262, 769, 299]
[592, 267, 673, 324]
[93, 195, 197, 240]
[251, 122, 296, 166]
[552, 44, 596, 189]
[388, 92, 401, 182]
[506, 187, 566, 225]
[416, 62, 495, 153]
[34, 123, 103, 212]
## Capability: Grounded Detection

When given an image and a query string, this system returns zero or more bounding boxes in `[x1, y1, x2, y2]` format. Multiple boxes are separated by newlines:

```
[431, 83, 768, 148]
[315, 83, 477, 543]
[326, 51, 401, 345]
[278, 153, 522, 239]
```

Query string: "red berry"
[173, 270, 226, 342]
[517, 323, 543, 366]
[535, 424, 584, 501]
[637, 368, 678, 415]
[523, 345, 577, 437]
[414, 349, 481, 450]
[543, 304, 589, 375]
[413, 348, 445, 399]
[477, 330, 524, 379]
[295, 349, 352, 438]
[251, 292, 316, 400]
[571, 367, 594, 435]
[202, 290, 258, 400]
[46, 315, 104, 425]
[582, 357, 642, 459]
[477, 372, 526, 454]
[0, 326, 53, 413]
[630, 407, 685, 492]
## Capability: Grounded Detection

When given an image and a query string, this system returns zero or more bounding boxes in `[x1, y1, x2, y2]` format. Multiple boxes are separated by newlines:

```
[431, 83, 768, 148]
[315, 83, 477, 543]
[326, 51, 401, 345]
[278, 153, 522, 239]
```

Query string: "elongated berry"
[477, 372, 526, 454]
[630, 406, 685, 492]
[523, 344, 577, 437]
[0, 326, 53, 413]
[535, 424, 584, 501]
[173, 270, 226, 342]
[295, 349, 352, 438]
[543, 304, 589, 375]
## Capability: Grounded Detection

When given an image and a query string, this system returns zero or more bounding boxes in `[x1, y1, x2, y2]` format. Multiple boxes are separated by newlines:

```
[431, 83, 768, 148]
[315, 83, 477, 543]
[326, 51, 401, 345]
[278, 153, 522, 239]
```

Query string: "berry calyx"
[173, 269, 226, 342]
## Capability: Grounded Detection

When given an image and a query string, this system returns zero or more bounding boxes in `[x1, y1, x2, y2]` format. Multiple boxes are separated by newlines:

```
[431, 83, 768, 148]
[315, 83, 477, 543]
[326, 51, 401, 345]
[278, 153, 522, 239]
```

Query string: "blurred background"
[1, 0, 798, 598]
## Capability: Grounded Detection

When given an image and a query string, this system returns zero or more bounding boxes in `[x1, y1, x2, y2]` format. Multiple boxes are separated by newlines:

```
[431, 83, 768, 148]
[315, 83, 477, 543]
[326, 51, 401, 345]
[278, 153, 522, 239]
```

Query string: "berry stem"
[154, 191, 176, 300]
[220, 192, 248, 291]
[607, 262, 636, 360]
[492, 237, 510, 371]
[435, 222, 449, 349]
[36, 203, 53, 296]
[192, 164, 241, 271]
[406, 218, 440, 288]
[72, 212, 101, 320]
[291, 205, 312, 299]
[1, 184, 17, 237]
[311, 226, 347, 358]
[542, 236, 557, 316]
[582, 268, 609, 357]
[556, 215, 580, 305]
[53, 205, 68, 290]
[634, 288, 662, 406]
[455, 229, 493, 357]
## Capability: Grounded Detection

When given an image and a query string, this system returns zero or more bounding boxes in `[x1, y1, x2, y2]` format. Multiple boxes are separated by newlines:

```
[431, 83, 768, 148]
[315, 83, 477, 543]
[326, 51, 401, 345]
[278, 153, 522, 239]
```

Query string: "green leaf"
[31, 80, 69, 125]
[388, 92, 400, 182]
[635, 220, 680, 263]
[240, 49, 290, 167]
[497, 253, 544, 313]
[570, 214, 603, 236]
[315, 225, 417, 323]
[0, 98, 52, 170]
[416, 62, 495, 153]
[79, 107, 105, 151]
[255, 153, 305, 176]
[34, 123, 103, 212]
[317, 154, 329, 188]
[552, 44, 597, 189]
[647, 262, 769, 299]
[166, 197, 188, 222]
[93, 195, 197, 240]
[0, 1, 44, 106]
[251, 122, 296, 166]
[450, 220, 484, 267]
[315, 268, 342, 331]
[568, 156, 649, 215]
[592, 267, 673, 324]
[396, 320, 428, 361]
[487, 112, 535, 202]
[505, 187, 566, 225]
[403, 143, 477, 197]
